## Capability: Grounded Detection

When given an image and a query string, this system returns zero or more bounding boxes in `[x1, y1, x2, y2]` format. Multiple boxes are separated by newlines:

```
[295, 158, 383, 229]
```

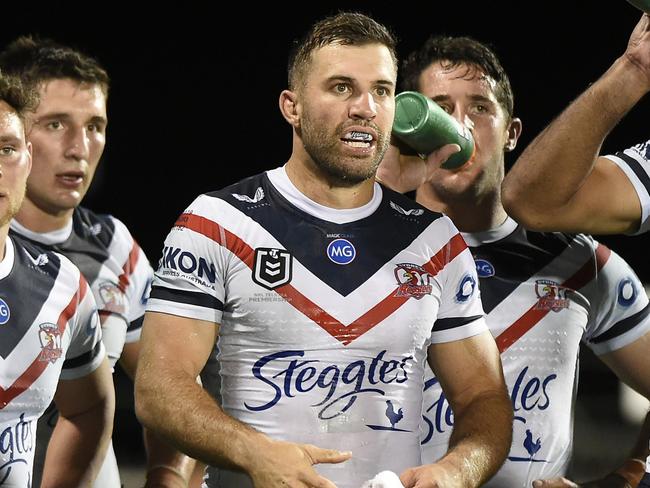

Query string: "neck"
[284, 157, 375, 209]
[14, 199, 74, 233]
[416, 184, 508, 233]
[0, 225, 9, 262]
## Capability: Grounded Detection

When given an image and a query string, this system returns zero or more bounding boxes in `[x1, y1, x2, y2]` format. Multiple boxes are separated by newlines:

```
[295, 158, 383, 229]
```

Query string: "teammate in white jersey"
[0, 36, 195, 488]
[0, 73, 114, 487]
[498, 11, 650, 487]
[377, 34, 650, 487]
[135, 11, 513, 488]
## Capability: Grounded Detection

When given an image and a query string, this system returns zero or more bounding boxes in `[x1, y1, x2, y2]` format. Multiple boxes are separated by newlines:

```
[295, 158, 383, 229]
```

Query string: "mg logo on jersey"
[534, 279, 570, 312]
[0, 298, 10, 325]
[394, 263, 432, 299]
[327, 239, 356, 265]
[253, 248, 292, 290]
[38, 323, 62, 363]
[474, 258, 495, 278]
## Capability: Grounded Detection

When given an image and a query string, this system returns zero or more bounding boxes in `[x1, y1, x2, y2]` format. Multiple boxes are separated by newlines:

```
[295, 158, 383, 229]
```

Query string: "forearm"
[135, 365, 266, 473]
[41, 399, 113, 488]
[503, 56, 649, 225]
[439, 389, 513, 487]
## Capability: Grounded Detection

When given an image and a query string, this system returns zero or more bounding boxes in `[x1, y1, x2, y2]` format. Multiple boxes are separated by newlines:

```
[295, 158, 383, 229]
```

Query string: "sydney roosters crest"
[394, 263, 432, 299]
[534, 279, 570, 312]
[38, 323, 63, 363]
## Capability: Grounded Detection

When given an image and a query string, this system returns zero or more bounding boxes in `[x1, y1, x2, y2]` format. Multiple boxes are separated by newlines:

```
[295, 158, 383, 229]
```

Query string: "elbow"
[501, 183, 548, 231]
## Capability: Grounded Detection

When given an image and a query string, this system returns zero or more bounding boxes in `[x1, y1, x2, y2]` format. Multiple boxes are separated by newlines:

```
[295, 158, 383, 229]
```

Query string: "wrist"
[145, 464, 188, 488]
[615, 458, 646, 487]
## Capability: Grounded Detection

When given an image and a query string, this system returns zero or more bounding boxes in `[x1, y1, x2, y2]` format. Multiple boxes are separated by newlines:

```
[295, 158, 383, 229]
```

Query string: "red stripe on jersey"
[421, 233, 467, 277]
[117, 242, 141, 293]
[496, 243, 611, 352]
[0, 274, 87, 409]
[180, 214, 466, 345]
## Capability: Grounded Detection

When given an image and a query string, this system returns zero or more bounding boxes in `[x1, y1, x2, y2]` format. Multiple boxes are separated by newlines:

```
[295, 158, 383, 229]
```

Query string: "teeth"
[346, 131, 372, 142]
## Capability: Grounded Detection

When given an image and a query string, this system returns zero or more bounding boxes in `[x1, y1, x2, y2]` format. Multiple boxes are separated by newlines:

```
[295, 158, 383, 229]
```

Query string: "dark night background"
[3, 1, 649, 483]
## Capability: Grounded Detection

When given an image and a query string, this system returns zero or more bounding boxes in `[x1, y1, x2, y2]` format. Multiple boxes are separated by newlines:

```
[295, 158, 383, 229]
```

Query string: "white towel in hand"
[360, 470, 405, 488]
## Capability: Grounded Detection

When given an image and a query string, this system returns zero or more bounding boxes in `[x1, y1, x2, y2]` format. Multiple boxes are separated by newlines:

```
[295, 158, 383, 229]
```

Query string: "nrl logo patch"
[252, 248, 293, 290]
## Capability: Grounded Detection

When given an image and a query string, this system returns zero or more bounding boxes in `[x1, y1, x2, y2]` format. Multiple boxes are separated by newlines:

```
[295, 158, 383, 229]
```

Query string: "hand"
[532, 473, 632, 488]
[247, 439, 351, 488]
[376, 138, 461, 194]
[625, 13, 650, 84]
[399, 463, 461, 488]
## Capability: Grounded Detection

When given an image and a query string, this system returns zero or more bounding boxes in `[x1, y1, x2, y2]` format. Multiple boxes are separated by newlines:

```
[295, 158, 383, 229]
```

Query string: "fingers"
[532, 477, 579, 488]
[302, 444, 352, 465]
[425, 143, 462, 172]
[399, 467, 417, 488]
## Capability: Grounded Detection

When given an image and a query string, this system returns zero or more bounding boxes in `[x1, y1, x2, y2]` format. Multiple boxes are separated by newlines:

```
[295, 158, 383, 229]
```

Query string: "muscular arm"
[134, 311, 350, 487]
[41, 358, 114, 488]
[400, 331, 513, 488]
[502, 14, 650, 234]
[120, 339, 197, 488]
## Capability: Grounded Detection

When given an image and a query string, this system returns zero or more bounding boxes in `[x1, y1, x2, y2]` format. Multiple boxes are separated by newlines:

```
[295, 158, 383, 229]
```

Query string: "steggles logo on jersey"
[37, 323, 62, 363]
[0, 412, 34, 481]
[244, 349, 414, 423]
[474, 258, 495, 278]
[534, 280, 570, 312]
[617, 277, 638, 307]
[455, 274, 477, 303]
[98, 282, 127, 314]
[252, 248, 292, 290]
[389, 201, 424, 217]
[232, 187, 265, 204]
[0, 298, 10, 325]
[394, 263, 432, 299]
[422, 365, 556, 467]
[327, 239, 356, 265]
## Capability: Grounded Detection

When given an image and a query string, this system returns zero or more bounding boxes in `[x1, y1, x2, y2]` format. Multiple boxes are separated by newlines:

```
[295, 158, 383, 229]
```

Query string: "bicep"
[556, 157, 641, 234]
[138, 311, 218, 381]
[427, 331, 505, 411]
[599, 330, 650, 398]
[54, 358, 114, 418]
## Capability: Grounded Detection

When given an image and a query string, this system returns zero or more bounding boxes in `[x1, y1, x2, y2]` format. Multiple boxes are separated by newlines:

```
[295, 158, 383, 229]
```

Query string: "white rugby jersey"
[10, 206, 153, 488]
[603, 140, 650, 234]
[147, 166, 488, 488]
[421, 217, 650, 487]
[603, 141, 650, 478]
[0, 235, 104, 487]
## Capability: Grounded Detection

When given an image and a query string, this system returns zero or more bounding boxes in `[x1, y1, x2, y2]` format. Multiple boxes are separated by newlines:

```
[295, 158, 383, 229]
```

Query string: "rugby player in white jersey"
[500, 11, 650, 488]
[377, 32, 650, 487]
[135, 11, 513, 488]
[0, 73, 114, 487]
[0, 36, 195, 488]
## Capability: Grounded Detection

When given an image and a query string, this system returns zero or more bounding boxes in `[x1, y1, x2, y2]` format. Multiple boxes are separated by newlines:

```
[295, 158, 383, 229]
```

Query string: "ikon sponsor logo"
[161, 246, 216, 284]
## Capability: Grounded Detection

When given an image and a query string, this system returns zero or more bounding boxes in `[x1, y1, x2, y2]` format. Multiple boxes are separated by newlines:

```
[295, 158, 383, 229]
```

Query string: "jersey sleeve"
[582, 237, 650, 355]
[60, 262, 106, 380]
[429, 218, 488, 344]
[602, 140, 650, 235]
[107, 217, 154, 344]
[146, 194, 226, 324]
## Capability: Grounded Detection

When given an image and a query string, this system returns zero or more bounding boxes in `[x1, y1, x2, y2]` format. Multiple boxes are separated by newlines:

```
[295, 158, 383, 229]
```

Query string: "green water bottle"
[392, 91, 475, 169]
[626, 0, 650, 11]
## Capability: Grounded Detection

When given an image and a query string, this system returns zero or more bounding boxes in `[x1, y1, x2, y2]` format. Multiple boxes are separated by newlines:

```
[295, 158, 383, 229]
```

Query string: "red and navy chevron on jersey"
[147, 166, 488, 488]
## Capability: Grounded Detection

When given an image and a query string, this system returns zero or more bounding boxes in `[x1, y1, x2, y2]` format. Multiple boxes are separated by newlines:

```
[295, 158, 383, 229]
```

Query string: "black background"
[2, 1, 648, 277]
